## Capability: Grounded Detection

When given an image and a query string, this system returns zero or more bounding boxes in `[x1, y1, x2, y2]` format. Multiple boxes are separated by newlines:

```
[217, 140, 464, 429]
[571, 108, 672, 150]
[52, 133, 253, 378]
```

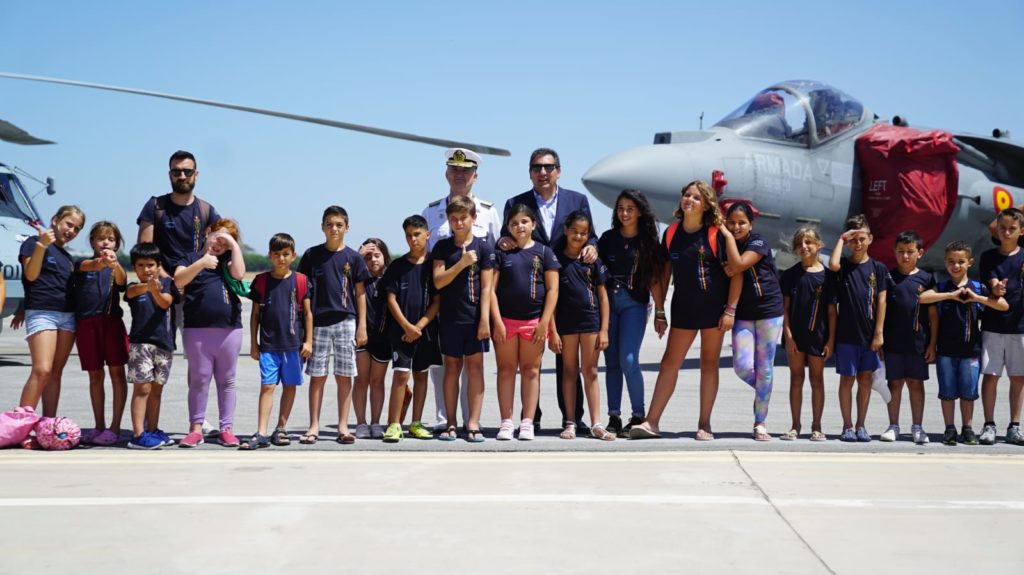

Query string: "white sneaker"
[880, 425, 900, 442]
[496, 419, 514, 441]
[201, 420, 218, 437]
[354, 423, 371, 439]
[518, 421, 535, 441]
[370, 424, 385, 439]
[912, 426, 930, 445]
[979, 424, 997, 445]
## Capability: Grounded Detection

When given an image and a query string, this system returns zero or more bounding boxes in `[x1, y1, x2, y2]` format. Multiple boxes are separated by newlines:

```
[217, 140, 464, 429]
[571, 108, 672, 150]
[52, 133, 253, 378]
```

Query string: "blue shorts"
[440, 322, 489, 358]
[884, 351, 929, 381]
[260, 351, 304, 385]
[25, 309, 75, 338]
[835, 343, 880, 376]
[936, 355, 980, 401]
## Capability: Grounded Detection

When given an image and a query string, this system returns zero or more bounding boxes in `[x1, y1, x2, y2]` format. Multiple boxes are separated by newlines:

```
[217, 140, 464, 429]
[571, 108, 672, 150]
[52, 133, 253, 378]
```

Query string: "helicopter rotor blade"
[0, 118, 55, 145]
[0, 72, 510, 156]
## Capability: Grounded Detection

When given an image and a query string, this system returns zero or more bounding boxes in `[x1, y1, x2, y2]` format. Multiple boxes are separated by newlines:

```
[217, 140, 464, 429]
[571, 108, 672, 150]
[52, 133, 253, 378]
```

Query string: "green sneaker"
[942, 427, 958, 446]
[382, 423, 403, 443]
[408, 421, 433, 440]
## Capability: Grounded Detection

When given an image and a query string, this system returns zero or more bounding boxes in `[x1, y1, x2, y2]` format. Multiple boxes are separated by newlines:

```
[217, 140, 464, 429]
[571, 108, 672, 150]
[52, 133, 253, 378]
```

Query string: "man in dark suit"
[498, 148, 597, 434]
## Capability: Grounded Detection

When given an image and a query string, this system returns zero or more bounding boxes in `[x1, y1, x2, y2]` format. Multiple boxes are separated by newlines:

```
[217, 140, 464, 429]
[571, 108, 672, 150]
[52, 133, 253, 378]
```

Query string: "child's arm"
[718, 225, 760, 277]
[301, 298, 313, 359]
[720, 273, 742, 331]
[354, 282, 368, 347]
[214, 231, 246, 280]
[433, 246, 475, 290]
[23, 229, 55, 282]
[249, 303, 261, 361]
[782, 295, 797, 357]
[423, 294, 441, 325]
[925, 304, 938, 362]
[0, 276, 6, 315]
[652, 261, 670, 339]
[478, 268, 493, 341]
[918, 288, 961, 305]
[489, 271, 504, 344]
[148, 279, 173, 310]
[596, 284, 609, 351]
[387, 292, 422, 343]
[126, 282, 150, 299]
[173, 253, 218, 291]
[872, 289, 887, 352]
[825, 303, 837, 359]
[536, 270, 559, 345]
[967, 286, 1010, 311]
[828, 234, 844, 272]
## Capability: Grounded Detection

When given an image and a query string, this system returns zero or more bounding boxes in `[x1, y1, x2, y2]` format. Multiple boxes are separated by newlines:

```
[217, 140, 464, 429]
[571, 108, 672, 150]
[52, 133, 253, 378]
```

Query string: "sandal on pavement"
[271, 428, 291, 446]
[560, 422, 577, 440]
[695, 429, 715, 441]
[753, 425, 772, 441]
[810, 430, 827, 442]
[336, 433, 356, 445]
[780, 429, 799, 441]
[465, 428, 485, 443]
[299, 433, 318, 445]
[628, 423, 661, 439]
[438, 425, 458, 442]
[590, 423, 616, 441]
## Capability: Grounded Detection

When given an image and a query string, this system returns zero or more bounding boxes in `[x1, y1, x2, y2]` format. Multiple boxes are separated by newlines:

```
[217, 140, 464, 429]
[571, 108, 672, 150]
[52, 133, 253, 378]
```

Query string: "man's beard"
[172, 180, 195, 195]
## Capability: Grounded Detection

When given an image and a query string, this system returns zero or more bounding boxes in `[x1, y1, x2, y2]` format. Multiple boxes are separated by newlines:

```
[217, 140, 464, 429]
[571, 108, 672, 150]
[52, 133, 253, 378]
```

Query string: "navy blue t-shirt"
[126, 277, 179, 351]
[780, 264, 835, 357]
[177, 253, 242, 329]
[73, 264, 125, 319]
[935, 278, 987, 358]
[431, 236, 495, 325]
[735, 233, 784, 321]
[137, 195, 221, 271]
[250, 272, 309, 353]
[555, 251, 607, 335]
[663, 225, 729, 330]
[298, 244, 372, 327]
[495, 243, 561, 321]
[19, 236, 75, 312]
[980, 247, 1024, 334]
[884, 269, 935, 355]
[598, 229, 649, 305]
[835, 257, 889, 347]
[381, 256, 435, 343]
[364, 275, 388, 340]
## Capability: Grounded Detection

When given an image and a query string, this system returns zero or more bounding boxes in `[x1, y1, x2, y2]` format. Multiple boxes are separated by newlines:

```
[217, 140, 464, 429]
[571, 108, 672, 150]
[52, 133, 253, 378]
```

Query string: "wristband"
[655, 310, 666, 317]
[724, 310, 736, 317]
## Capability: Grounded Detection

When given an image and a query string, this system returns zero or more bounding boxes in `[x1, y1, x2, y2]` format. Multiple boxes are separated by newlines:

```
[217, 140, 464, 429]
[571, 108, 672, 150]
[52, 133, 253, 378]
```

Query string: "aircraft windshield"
[714, 82, 865, 145]
[0, 172, 43, 223]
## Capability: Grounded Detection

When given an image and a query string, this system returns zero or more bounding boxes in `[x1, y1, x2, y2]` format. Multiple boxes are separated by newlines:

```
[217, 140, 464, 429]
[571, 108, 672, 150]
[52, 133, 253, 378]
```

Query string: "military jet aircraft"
[582, 80, 1023, 270]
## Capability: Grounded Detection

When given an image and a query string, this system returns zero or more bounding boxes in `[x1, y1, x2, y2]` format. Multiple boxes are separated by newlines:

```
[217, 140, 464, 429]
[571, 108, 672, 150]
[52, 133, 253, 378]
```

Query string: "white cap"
[445, 147, 481, 168]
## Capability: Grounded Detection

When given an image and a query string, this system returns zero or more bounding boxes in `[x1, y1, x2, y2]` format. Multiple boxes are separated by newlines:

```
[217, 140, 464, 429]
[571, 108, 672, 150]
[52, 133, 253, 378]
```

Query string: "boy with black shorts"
[380, 215, 442, 442]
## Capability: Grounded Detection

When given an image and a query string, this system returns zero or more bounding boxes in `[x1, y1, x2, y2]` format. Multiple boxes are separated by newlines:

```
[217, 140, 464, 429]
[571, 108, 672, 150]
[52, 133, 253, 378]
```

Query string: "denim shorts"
[835, 343, 880, 376]
[936, 355, 980, 401]
[25, 309, 76, 338]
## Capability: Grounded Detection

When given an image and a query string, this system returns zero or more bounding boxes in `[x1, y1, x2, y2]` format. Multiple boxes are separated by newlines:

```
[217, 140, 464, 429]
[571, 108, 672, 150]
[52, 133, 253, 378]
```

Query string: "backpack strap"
[295, 272, 308, 304]
[251, 272, 267, 302]
[151, 194, 167, 229]
[196, 198, 211, 230]
[707, 225, 719, 259]
[663, 221, 680, 250]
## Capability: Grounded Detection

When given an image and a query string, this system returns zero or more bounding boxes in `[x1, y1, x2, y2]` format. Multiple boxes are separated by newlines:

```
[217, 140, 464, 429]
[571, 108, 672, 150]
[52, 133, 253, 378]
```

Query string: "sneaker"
[621, 416, 644, 438]
[408, 422, 433, 440]
[355, 423, 371, 439]
[942, 427, 958, 446]
[179, 431, 204, 448]
[370, 424, 385, 439]
[128, 432, 163, 450]
[382, 423, 403, 443]
[839, 428, 857, 442]
[606, 415, 623, 436]
[218, 429, 240, 447]
[979, 424, 997, 445]
[519, 421, 535, 441]
[855, 427, 872, 442]
[880, 425, 900, 442]
[961, 426, 979, 445]
[1006, 425, 1024, 445]
[496, 419, 515, 441]
[153, 428, 174, 447]
[575, 420, 591, 436]
[911, 426, 930, 445]
[201, 420, 218, 437]
[92, 429, 120, 446]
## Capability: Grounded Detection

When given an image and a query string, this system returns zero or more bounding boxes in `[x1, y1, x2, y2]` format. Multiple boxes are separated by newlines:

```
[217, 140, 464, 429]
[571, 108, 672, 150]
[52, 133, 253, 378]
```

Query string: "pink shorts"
[502, 317, 543, 341]
[76, 315, 129, 371]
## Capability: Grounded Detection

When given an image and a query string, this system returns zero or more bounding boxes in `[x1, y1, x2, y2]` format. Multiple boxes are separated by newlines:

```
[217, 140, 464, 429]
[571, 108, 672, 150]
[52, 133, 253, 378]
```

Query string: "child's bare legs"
[387, 370, 411, 425]
[443, 356, 463, 435]
[21, 329, 74, 416]
[108, 365, 127, 433]
[886, 378, 905, 426]
[257, 384, 276, 436]
[411, 371, 428, 423]
[807, 356, 826, 433]
[464, 353, 485, 431]
[353, 351, 371, 425]
[637, 328, 698, 433]
[941, 399, 956, 428]
[42, 330, 75, 417]
[697, 328, 726, 433]
[855, 370, 873, 428]
[336, 375, 353, 436]
[130, 382, 152, 437]
[577, 333, 602, 428]
[981, 374, 999, 424]
[518, 338, 544, 422]
[494, 337, 519, 421]
[787, 349, 807, 432]
[88, 369, 108, 430]
[561, 334, 582, 427]
[960, 399, 975, 428]
[368, 360, 387, 425]
[306, 375, 327, 437]
[839, 375, 856, 429]
[1010, 376, 1024, 423]
[906, 378, 925, 426]
[276, 385, 296, 431]
[147, 384, 164, 432]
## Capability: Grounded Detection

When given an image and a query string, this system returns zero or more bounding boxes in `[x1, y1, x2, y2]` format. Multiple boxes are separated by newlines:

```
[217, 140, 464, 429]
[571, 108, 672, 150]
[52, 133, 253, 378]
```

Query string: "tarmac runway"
[1, 299, 1022, 573]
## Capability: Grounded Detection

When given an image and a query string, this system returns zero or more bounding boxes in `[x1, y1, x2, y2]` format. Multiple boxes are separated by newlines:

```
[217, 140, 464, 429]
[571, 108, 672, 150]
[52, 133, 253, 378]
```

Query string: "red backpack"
[251, 272, 309, 306]
[663, 222, 719, 258]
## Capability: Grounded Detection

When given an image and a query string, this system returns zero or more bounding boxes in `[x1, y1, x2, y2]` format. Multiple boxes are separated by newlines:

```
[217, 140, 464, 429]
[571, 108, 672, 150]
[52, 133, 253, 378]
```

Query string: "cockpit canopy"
[714, 80, 867, 146]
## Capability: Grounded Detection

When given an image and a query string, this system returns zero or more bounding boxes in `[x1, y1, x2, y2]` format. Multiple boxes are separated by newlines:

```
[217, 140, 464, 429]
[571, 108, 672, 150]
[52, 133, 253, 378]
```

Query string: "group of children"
[11, 182, 1024, 449]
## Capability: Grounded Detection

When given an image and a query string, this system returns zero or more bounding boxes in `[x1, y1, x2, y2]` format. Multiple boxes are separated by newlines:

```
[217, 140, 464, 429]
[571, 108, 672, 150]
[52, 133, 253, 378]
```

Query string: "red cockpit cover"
[856, 124, 960, 268]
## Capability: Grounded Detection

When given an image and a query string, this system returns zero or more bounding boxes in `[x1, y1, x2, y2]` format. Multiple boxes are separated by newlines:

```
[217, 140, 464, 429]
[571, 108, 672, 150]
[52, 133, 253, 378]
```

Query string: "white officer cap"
[445, 147, 481, 168]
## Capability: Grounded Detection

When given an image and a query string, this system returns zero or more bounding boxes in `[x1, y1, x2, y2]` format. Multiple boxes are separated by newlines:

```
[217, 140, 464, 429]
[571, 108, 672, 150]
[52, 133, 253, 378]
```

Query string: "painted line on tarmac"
[0, 494, 1021, 511]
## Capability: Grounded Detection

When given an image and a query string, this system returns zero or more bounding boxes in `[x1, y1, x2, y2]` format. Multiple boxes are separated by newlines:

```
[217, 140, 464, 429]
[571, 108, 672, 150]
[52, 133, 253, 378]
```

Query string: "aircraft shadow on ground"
[0, 356, 29, 367]
[541, 353, 835, 374]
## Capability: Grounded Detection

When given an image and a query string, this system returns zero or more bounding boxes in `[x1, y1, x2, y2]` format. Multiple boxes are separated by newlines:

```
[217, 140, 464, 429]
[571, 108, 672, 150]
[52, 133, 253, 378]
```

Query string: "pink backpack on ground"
[34, 417, 81, 450]
[0, 406, 41, 448]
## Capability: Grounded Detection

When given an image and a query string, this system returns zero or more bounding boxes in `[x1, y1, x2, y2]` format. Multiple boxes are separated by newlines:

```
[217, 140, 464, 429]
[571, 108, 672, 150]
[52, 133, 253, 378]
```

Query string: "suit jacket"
[500, 186, 597, 248]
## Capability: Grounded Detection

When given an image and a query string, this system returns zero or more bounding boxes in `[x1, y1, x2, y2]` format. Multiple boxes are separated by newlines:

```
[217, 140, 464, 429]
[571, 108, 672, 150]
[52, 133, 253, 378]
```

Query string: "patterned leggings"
[732, 316, 784, 424]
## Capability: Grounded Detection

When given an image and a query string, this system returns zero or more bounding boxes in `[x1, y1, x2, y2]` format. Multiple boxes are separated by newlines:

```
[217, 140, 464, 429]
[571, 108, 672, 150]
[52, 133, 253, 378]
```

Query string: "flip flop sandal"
[810, 430, 827, 441]
[628, 425, 661, 439]
[753, 425, 772, 441]
[695, 429, 715, 441]
[437, 426, 458, 442]
[271, 429, 291, 446]
[780, 429, 799, 441]
[299, 433, 318, 445]
[590, 424, 616, 441]
[560, 422, 577, 439]
[337, 433, 356, 445]
[465, 428, 485, 443]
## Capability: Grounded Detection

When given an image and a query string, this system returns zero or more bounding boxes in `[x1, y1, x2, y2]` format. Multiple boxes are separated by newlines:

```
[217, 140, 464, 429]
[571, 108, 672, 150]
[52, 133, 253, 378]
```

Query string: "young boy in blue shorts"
[125, 243, 178, 449]
[829, 214, 888, 442]
[881, 231, 937, 444]
[380, 215, 442, 443]
[920, 241, 1008, 445]
[431, 196, 494, 442]
[978, 207, 1024, 445]
[298, 206, 370, 444]
[243, 233, 312, 449]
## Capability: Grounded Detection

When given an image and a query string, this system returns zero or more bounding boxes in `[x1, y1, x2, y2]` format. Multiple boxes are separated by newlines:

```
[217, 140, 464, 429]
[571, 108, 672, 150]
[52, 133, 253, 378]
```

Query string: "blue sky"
[2, 0, 1021, 255]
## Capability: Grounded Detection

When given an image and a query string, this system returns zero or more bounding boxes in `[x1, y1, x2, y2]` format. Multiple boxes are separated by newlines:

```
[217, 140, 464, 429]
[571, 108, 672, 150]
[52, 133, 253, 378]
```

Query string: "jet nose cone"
[582, 145, 694, 212]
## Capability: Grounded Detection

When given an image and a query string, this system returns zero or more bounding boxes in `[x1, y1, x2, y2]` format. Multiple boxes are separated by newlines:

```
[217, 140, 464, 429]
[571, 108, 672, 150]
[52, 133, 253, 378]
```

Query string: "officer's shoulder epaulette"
[428, 199, 443, 208]
[478, 199, 494, 208]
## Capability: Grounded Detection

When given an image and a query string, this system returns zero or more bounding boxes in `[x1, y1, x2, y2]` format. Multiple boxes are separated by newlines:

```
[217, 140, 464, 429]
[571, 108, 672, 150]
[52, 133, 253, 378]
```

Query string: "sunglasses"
[169, 168, 196, 177]
[529, 163, 559, 173]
